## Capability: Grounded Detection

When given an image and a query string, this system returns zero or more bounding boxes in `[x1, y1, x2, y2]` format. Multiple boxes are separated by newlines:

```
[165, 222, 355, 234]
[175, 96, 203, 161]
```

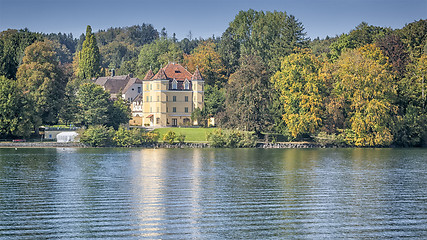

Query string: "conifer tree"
[78, 25, 101, 79]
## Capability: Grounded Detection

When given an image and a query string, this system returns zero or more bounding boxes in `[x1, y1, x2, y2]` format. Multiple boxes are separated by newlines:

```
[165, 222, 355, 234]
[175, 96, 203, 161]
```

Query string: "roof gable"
[152, 63, 193, 80]
[94, 75, 131, 94]
[191, 68, 203, 80]
[143, 69, 154, 80]
[122, 77, 142, 93]
[152, 68, 167, 80]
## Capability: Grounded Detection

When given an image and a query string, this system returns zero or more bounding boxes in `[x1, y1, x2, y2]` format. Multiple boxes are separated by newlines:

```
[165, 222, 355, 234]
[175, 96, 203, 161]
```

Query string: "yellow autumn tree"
[334, 44, 397, 146]
[184, 41, 226, 86]
[271, 49, 324, 139]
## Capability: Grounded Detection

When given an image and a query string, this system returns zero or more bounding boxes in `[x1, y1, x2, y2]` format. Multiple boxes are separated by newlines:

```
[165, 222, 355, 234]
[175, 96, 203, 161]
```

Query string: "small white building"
[56, 132, 79, 143]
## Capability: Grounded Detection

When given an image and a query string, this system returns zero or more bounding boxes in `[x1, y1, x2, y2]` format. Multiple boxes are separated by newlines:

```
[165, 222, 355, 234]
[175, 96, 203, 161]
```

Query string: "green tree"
[116, 57, 138, 76]
[219, 9, 307, 75]
[272, 49, 324, 139]
[0, 29, 41, 79]
[78, 26, 101, 79]
[220, 55, 273, 135]
[75, 82, 130, 129]
[329, 22, 390, 60]
[80, 125, 114, 147]
[398, 19, 427, 59]
[202, 84, 226, 118]
[393, 54, 427, 146]
[136, 38, 183, 77]
[16, 40, 68, 125]
[191, 107, 203, 126]
[108, 96, 131, 129]
[0, 76, 34, 137]
[99, 41, 138, 70]
[76, 82, 111, 127]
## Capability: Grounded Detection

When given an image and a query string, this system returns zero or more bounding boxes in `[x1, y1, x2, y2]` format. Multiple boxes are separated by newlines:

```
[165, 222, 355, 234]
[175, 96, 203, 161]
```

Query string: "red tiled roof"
[152, 68, 166, 80]
[143, 69, 154, 80]
[191, 68, 203, 80]
[151, 63, 193, 81]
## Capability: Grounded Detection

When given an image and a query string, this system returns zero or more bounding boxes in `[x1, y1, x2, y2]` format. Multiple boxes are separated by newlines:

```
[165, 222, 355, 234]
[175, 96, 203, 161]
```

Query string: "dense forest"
[0, 9, 426, 147]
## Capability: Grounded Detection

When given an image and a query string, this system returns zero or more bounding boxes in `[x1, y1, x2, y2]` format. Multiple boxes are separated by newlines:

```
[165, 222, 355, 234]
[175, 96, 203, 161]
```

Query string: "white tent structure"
[56, 132, 79, 143]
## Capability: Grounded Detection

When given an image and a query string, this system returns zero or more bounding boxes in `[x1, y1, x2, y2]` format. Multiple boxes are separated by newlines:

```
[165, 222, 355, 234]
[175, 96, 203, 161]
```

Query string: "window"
[166, 95, 168, 101]
[146, 84, 149, 90]
[138, 87, 141, 93]
[185, 96, 188, 102]
[172, 79, 177, 89]
[157, 84, 160, 90]
[166, 107, 168, 112]
[146, 96, 149, 102]
[185, 107, 188, 113]
[173, 96, 176, 102]
[173, 107, 176, 112]
[156, 118, 160, 124]
[150, 96, 152, 102]
[184, 79, 190, 90]
[150, 84, 152, 90]
[150, 107, 152, 112]
[157, 96, 159, 102]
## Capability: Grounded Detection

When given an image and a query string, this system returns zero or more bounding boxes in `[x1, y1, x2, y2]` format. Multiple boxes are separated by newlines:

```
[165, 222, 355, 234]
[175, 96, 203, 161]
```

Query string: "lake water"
[0, 148, 426, 239]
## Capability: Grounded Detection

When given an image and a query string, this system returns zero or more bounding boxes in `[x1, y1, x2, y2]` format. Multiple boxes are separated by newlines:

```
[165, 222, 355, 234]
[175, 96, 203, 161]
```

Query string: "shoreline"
[0, 141, 348, 149]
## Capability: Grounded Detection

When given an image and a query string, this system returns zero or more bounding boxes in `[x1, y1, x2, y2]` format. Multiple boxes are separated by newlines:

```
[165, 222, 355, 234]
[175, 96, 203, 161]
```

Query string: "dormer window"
[172, 79, 177, 89]
[184, 79, 190, 90]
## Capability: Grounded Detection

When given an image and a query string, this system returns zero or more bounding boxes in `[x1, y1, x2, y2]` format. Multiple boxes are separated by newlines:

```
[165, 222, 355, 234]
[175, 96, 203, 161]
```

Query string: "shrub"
[144, 131, 160, 144]
[113, 127, 132, 147]
[163, 130, 176, 144]
[113, 127, 150, 147]
[176, 134, 186, 143]
[207, 129, 226, 147]
[237, 131, 258, 148]
[80, 125, 114, 147]
[225, 130, 241, 147]
[207, 129, 257, 148]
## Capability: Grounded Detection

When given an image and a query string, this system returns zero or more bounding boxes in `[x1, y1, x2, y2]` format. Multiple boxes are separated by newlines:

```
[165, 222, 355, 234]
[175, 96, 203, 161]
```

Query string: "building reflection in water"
[131, 149, 166, 238]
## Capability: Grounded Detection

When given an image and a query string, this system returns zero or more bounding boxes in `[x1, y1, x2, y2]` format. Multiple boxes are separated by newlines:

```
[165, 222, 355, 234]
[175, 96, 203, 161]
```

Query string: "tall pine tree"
[78, 25, 101, 80]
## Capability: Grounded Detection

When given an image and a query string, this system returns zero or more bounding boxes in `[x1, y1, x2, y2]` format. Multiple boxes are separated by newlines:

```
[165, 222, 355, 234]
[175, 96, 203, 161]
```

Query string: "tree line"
[0, 10, 425, 146]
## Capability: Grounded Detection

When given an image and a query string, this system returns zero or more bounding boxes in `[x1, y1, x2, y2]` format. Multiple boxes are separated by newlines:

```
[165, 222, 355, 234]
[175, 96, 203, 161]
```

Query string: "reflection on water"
[0, 148, 426, 239]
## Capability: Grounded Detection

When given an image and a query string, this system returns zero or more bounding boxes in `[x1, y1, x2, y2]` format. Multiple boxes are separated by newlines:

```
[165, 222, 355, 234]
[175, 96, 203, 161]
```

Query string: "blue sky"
[0, 0, 425, 40]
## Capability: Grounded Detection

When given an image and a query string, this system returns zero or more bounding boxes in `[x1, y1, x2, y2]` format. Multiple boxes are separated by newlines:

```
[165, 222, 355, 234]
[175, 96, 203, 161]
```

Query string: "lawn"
[153, 127, 217, 142]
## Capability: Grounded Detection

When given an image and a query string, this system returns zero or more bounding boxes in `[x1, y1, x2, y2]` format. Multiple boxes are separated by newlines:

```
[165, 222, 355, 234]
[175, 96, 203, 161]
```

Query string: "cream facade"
[131, 63, 204, 127]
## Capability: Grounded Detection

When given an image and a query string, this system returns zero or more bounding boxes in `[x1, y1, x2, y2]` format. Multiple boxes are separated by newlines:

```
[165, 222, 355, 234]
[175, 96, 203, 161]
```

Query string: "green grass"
[153, 127, 217, 142]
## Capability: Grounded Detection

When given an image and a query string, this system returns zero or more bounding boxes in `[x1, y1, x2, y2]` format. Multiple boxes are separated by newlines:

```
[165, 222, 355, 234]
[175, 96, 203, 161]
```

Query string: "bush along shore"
[64, 126, 351, 148]
[0, 126, 390, 148]
[0, 141, 343, 149]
